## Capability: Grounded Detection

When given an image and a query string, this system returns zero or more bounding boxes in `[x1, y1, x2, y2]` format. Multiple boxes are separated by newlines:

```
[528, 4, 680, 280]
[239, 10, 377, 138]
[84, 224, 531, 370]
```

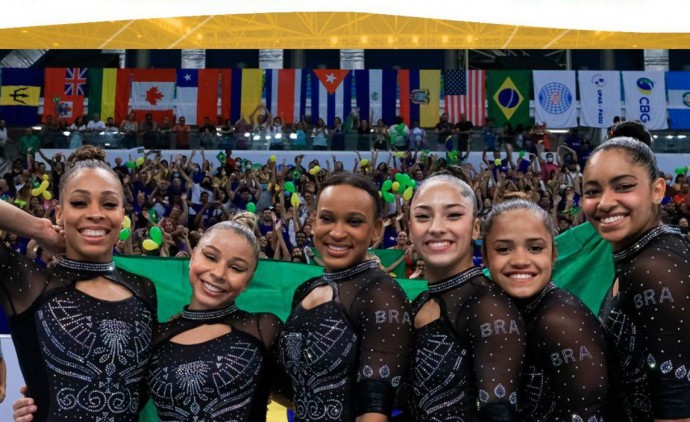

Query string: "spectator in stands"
[373, 118, 389, 150]
[410, 120, 427, 150]
[357, 118, 372, 150]
[312, 118, 329, 151]
[86, 113, 106, 132]
[390, 116, 410, 151]
[140, 113, 159, 149]
[68, 115, 87, 149]
[0, 119, 8, 159]
[172, 116, 191, 149]
[158, 116, 173, 149]
[435, 112, 453, 151]
[455, 113, 474, 151]
[20, 128, 40, 165]
[120, 111, 139, 148]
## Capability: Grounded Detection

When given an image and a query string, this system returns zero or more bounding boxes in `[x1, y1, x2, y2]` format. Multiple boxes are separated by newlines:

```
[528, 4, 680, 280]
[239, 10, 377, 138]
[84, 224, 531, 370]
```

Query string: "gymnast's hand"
[12, 386, 36, 422]
[35, 218, 66, 257]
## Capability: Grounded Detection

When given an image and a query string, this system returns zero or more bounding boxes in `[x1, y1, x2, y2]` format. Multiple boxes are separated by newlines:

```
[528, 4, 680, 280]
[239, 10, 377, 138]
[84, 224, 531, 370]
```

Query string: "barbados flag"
[487, 70, 530, 128]
[398, 69, 441, 128]
[0, 69, 43, 126]
[666, 71, 690, 130]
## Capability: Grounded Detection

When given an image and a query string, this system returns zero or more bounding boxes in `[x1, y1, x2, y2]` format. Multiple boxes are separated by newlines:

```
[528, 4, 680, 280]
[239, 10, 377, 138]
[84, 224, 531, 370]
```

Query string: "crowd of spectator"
[0, 111, 688, 279]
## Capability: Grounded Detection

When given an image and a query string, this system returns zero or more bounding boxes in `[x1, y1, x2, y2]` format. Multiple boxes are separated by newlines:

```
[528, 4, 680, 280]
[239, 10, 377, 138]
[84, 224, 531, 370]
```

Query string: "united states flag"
[443, 70, 486, 126]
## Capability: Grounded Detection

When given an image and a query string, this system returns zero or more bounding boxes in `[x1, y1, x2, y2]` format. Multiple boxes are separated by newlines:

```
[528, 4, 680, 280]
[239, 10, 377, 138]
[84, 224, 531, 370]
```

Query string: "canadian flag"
[130, 69, 176, 123]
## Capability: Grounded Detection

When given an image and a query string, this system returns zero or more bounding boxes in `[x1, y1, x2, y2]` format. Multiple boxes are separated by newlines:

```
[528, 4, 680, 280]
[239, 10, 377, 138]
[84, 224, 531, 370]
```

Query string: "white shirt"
[87, 120, 106, 131]
[0, 127, 7, 146]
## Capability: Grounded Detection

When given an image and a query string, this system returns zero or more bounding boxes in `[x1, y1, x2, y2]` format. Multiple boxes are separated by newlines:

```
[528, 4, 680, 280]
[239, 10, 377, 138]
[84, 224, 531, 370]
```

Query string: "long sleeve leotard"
[407, 266, 526, 421]
[613, 225, 690, 419]
[278, 260, 413, 422]
[0, 243, 157, 422]
[147, 304, 283, 422]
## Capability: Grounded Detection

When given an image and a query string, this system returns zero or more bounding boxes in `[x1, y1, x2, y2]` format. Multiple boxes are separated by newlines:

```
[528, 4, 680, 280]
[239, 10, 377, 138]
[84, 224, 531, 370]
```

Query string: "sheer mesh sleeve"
[620, 237, 690, 418]
[0, 242, 50, 317]
[462, 286, 525, 418]
[534, 292, 609, 419]
[351, 276, 413, 415]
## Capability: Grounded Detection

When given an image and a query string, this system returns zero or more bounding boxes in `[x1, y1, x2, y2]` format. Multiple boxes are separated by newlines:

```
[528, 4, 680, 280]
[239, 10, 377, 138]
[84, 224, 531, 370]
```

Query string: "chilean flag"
[175, 69, 221, 126]
[131, 69, 176, 123]
[310, 69, 352, 127]
[264, 69, 308, 125]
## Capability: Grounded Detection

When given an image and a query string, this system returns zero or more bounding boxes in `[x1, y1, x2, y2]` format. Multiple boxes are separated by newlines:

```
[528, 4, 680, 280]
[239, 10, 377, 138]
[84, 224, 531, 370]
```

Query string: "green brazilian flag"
[118, 223, 613, 421]
[487, 70, 531, 128]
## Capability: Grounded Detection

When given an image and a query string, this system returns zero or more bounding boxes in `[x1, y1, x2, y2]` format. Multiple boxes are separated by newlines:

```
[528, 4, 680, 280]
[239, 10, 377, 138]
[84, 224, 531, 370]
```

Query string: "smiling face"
[314, 184, 381, 272]
[188, 229, 256, 310]
[582, 149, 664, 251]
[409, 181, 479, 282]
[484, 209, 556, 299]
[56, 168, 124, 263]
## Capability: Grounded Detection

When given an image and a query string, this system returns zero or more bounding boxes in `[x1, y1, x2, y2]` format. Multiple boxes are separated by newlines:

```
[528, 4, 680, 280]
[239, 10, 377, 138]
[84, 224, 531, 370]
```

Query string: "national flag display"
[87, 68, 130, 124]
[443, 70, 486, 126]
[220, 69, 264, 123]
[666, 72, 690, 129]
[264, 69, 307, 125]
[487, 70, 530, 128]
[310, 69, 352, 126]
[533, 70, 577, 128]
[130, 69, 176, 123]
[44, 67, 87, 123]
[577, 71, 621, 128]
[398, 69, 440, 128]
[622, 71, 668, 130]
[0, 68, 43, 126]
[355, 69, 397, 126]
[175, 69, 221, 126]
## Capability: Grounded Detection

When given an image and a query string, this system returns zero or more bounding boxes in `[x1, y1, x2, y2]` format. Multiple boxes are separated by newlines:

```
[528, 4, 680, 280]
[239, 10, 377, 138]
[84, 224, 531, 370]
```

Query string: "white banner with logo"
[622, 71, 668, 130]
[578, 71, 621, 128]
[533, 71, 577, 128]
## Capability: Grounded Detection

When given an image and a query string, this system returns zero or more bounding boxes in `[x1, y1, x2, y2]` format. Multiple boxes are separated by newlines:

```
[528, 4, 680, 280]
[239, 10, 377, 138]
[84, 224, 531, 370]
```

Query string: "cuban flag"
[175, 69, 221, 126]
[666, 72, 690, 129]
[355, 69, 397, 126]
[310, 69, 352, 126]
[264, 69, 308, 124]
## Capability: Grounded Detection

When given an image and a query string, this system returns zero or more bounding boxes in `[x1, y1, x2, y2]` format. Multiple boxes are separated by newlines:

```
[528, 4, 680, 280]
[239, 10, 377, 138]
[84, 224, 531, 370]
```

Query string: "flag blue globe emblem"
[538, 82, 573, 114]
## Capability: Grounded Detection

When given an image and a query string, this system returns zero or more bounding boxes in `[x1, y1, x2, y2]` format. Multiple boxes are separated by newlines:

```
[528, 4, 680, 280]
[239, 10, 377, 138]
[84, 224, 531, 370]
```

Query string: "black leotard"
[516, 283, 610, 421]
[407, 266, 526, 421]
[0, 243, 157, 421]
[278, 260, 413, 421]
[148, 304, 282, 422]
[612, 225, 690, 419]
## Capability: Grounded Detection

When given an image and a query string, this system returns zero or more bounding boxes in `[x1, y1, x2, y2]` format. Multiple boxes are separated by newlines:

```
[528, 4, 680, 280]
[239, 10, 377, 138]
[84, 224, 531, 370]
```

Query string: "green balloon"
[247, 202, 257, 213]
[150, 226, 163, 246]
[119, 228, 131, 241]
[382, 180, 393, 192]
[285, 181, 296, 194]
[126, 161, 136, 169]
[394, 172, 404, 182]
[383, 192, 395, 203]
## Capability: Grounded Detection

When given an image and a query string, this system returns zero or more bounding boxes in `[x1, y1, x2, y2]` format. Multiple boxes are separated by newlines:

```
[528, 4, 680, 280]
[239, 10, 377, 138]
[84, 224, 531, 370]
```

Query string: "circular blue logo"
[538, 82, 573, 114]
[683, 92, 690, 107]
[637, 77, 654, 95]
[591, 74, 606, 88]
[497, 88, 520, 109]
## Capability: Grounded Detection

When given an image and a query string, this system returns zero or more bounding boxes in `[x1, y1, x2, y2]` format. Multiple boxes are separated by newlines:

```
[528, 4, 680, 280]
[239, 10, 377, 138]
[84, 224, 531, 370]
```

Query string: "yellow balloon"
[313, 165, 321, 173]
[402, 186, 414, 201]
[42, 190, 52, 200]
[291, 192, 300, 208]
[42, 174, 49, 181]
[396, 151, 404, 158]
[122, 216, 132, 230]
[270, 155, 277, 162]
[309, 168, 317, 175]
[142, 239, 160, 251]
[40, 180, 50, 190]
[360, 159, 369, 167]
[391, 181, 400, 193]
[31, 188, 42, 196]
[136, 157, 145, 167]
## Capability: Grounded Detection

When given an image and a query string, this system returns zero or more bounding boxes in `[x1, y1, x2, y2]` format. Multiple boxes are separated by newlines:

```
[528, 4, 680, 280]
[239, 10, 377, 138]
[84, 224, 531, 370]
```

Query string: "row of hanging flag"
[0, 68, 688, 130]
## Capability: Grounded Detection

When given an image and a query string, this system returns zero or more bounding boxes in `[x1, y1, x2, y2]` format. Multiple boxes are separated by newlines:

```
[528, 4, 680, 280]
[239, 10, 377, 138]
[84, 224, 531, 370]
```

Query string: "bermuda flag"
[310, 69, 352, 126]
[130, 69, 176, 123]
[355, 69, 397, 126]
[443, 70, 486, 126]
[666, 72, 690, 129]
[44, 67, 87, 123]
[264, 69, 307, 124]
[175, 69, 221, 126]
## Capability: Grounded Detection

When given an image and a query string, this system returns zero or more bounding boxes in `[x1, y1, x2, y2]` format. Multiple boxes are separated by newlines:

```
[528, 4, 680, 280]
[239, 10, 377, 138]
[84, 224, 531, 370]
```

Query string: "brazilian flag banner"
[487, 70, 531, 128]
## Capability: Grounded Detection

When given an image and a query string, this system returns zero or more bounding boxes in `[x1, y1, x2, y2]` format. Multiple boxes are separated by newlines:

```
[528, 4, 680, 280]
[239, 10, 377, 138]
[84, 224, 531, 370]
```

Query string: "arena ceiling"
[2, 1, 689, 49]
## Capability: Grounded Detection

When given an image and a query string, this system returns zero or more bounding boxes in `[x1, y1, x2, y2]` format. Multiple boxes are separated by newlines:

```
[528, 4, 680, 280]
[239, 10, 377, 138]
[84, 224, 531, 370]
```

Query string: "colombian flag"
[398, 69, 440, 128]
[0, 69, 43, 126]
